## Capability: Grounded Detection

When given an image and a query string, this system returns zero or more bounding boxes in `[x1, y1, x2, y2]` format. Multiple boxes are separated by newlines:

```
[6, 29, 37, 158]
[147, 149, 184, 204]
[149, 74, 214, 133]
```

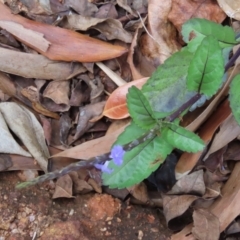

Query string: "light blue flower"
[94, 161, 113, 174]
[110, 145, 125, 166]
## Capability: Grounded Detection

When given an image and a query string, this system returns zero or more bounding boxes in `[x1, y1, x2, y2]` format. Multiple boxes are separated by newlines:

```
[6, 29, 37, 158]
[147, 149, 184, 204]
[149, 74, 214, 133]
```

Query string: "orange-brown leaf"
[103, 77, 148, 119]
[0, 3, 127, 62]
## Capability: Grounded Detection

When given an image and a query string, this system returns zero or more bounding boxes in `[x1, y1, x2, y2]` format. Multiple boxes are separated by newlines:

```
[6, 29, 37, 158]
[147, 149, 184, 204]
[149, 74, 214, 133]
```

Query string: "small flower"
[94, 161, 113, 174]
[110, 145, 125, 166]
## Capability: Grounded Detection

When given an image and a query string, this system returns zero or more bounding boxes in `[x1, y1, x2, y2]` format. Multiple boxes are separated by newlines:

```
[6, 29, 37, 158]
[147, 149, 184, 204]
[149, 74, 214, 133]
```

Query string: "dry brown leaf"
[51, 123, 129, 159]
[127, 18, 147, 80]
[0, 102, 49, 172]
[168, 0, 226, 32]
[117, 0, 137, 16]
[127, 182, 149, 204]
[173, 162, 240, 238]
[73, 101, 106, 141]
[52, 174, 74, 199]
[0, 47, 86, 80]
[62, 15, 132, 43]
[167, 170, 205, 196]
[0, 3, 127, 62]
[217, 0, 240, 20]
[163, 194, 199, 230]
[0, 21, 50, 52]
[0, 72, 16, 97]
[0, 153, 12, 171]
[65, 0, 97, 16]
[175, 99, 231, 180]
[209, 162, 240, 232]
[192, 209, 220, 240]
[43, 80, 70, 110]
[204, 115, 240, 160]
[6, 154, 41, 171]
[140, 0, 180, 66]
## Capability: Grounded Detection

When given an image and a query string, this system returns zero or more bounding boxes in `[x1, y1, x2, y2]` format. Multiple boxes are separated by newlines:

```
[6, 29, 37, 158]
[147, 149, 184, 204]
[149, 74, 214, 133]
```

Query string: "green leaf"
[142, 48, 195, 117]
[229, 74, 240, 126]
[182, 18, 238, 52]
[127, 86, 157, 130]
[115, 121, 149, 146]
[187, 36, 224, 97]
[161, 123, 205, 152]
[103, 134, 173, 189]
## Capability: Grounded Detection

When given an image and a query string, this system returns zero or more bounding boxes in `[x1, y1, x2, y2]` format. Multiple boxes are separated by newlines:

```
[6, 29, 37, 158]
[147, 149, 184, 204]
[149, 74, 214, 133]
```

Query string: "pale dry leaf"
[192, 209, 220, 240]
[204, 115, 240, 160]
[0, 21, 50, 52]
[217, 0, 240, 20]
[167, 170, 205, 196]
[0, 102, 49, 172]
[0, 47, 86, 80]
[0, 111, 31, 157]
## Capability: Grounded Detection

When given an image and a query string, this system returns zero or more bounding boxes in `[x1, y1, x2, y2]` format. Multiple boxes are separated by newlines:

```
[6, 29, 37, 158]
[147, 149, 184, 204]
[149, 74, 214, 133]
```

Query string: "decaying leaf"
[0, 102, 49, 172]
[52, 174, 74, 199]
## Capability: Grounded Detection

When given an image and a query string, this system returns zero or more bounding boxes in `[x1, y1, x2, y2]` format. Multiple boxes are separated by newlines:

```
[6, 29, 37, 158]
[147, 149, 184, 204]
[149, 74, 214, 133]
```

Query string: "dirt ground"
[0, 171, 172, 240]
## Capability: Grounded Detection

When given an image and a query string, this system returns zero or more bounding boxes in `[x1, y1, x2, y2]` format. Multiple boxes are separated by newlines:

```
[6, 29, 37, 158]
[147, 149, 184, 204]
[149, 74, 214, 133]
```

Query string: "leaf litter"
[1, 0, 240, 239]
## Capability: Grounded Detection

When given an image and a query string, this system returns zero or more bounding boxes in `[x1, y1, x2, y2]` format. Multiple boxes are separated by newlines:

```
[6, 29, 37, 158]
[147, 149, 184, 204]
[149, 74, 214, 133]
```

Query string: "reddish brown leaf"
[0, 3, 127, 62]
[168, 0, 226, 32]
[103, 77, 148, 119]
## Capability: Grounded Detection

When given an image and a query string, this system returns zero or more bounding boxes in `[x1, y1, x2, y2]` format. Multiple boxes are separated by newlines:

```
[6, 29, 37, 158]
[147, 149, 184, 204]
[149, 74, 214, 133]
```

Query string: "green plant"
[16, 18, 240, 189]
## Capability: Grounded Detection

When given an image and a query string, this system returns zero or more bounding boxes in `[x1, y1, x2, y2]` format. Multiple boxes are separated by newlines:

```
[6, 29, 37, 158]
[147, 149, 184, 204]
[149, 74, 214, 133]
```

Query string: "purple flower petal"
[110, 145, 125, 166]
[94, 161, 113, 174]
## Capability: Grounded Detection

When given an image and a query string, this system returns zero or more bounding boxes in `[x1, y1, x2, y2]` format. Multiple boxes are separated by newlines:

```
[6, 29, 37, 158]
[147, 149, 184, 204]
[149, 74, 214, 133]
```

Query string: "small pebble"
[69, 209, 74, 216]
[138, 230, 144, 240]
